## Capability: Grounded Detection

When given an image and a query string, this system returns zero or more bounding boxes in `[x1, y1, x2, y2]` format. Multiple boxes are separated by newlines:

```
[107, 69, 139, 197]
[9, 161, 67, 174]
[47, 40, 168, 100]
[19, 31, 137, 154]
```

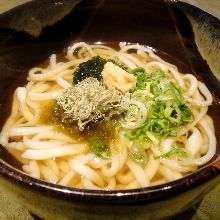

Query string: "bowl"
[0, 0, 219, 219]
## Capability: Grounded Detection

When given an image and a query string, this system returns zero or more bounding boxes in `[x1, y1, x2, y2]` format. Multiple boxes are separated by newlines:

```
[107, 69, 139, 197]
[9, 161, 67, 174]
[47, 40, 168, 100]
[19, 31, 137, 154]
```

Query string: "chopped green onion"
[123, 68, 193, 148]
[129, 149, 148, 165]
[154, 144, 188, 160]
[168, 82, 183, 105]
[146, 131, 159, 145]
[91, 138, 111, 160]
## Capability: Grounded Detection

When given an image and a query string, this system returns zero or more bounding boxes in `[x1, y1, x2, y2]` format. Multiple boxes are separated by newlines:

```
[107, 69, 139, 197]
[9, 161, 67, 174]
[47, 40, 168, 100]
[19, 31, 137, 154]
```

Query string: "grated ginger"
[101, 62, 137, 93]
[55, 77, 130, 130]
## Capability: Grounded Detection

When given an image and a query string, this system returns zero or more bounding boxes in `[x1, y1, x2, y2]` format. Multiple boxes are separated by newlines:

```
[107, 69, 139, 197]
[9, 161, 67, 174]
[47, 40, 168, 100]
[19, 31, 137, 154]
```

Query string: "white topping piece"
[101, 62, 137, 93]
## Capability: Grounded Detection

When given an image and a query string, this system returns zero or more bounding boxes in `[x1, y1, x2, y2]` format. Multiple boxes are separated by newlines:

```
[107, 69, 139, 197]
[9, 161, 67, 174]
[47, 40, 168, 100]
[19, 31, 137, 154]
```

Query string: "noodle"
[0, 42, 216, 190]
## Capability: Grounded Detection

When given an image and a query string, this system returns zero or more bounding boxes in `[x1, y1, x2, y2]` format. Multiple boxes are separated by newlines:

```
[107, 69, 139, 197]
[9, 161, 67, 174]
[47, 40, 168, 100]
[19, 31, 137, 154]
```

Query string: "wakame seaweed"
[73, 56, 128, 84]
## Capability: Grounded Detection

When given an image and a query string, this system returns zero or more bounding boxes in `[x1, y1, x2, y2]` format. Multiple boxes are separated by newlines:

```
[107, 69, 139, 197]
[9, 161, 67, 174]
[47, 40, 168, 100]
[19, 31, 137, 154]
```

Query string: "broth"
[0, 42, 219, 190]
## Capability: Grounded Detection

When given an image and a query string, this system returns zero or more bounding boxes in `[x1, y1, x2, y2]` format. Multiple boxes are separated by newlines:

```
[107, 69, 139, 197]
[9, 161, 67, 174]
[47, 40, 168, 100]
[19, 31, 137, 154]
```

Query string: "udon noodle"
[0, 42, 216, 190]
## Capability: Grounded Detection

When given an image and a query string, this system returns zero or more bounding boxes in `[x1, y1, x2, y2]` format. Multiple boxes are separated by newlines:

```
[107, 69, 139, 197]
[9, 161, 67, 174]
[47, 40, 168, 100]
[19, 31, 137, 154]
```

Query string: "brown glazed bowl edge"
[0, 158, 219, 204]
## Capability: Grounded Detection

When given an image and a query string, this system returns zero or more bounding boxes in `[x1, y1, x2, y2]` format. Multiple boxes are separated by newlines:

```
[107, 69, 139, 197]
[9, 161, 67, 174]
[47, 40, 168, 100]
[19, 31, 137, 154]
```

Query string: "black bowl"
[0, 0, 219, 219]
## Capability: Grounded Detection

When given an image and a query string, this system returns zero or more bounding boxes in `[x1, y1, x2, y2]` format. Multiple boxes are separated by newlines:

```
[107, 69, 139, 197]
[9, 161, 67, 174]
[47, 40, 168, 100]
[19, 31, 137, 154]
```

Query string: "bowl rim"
[0, 159, 219, 204]
[0, 39, 219, 204]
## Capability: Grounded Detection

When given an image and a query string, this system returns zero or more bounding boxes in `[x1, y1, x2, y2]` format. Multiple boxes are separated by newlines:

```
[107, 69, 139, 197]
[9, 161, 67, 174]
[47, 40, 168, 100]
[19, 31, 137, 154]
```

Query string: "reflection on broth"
[0, 42, 216, 190]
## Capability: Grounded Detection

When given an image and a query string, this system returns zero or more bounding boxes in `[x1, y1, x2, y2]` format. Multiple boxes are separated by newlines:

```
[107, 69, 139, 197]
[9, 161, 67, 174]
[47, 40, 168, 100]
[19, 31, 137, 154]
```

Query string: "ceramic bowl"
[0, 0, 219, 219]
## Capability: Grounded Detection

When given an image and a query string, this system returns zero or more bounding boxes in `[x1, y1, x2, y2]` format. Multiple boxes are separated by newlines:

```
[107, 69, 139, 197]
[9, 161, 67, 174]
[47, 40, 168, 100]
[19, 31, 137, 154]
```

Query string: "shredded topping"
[55, 77, 130, 130]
